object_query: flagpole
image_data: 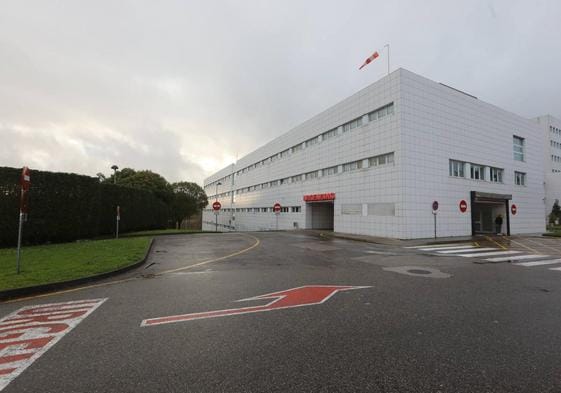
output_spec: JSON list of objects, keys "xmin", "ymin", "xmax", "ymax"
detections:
[{"xmin": 384, "ymin": 44, "xmax": 390, "ymax": 75}]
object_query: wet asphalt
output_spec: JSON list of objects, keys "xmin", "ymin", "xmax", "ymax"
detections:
[{"xmin": 2, "ymin": 231, "xmax": 561, "ymax": 393}]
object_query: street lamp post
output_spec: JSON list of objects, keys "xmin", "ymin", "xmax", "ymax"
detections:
[
  {"xmin": 111, "ymin": 165, "xmax": 119, "ymax": 184},
  {"xmin": 215, "ymin": 182, "xmax": 222, "ymax": 232}
]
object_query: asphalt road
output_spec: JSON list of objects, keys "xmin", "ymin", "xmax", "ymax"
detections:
[{"xmin": 2, "ymin": 231, "xmax": 561, "ymax": 392}]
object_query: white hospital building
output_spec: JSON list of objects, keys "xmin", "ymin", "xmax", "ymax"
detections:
[{"xmin": 202, "ymin": 69, "xmax": 560, "ymax": 239}]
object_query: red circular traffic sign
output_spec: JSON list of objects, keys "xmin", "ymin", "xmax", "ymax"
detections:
[
  {"xmin": 511, "ymin": 204, "xmax": 517, "ymax": 215},
  {"xmin": 459, "ymin": 200, "xmax": 468, "ymax": 213},
  {"xmin": 212, "ymin": 201, "xmax": 222, "ymax": 211},
  {"xmin": 20, "ymin": 166, "xmax": 31, "ymax": 191},
  {"xmin": 432, "ymin": 201, "xmax": 439, "ymax": 211},
  {"xmin": 273, "ymin": 202, "xmax": 281, "ymax": 213}
]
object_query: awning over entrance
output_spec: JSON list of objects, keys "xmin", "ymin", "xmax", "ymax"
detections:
[{"xmin": 472, "ymin": 191, "xmax": 512, "ymax": 203}]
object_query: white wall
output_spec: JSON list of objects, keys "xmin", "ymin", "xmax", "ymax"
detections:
[{"xmin": 400, "ymin": 69, "xmax": 545, "ymax": 238}]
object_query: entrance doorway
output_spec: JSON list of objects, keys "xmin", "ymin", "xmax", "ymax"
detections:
[
  {"xmin": 470, "ymin": 191, "xmax": 511, "ymax": 235},
  {"xmin": 306, "ymin": 202, "xmax": 334, "ymax": 230}
]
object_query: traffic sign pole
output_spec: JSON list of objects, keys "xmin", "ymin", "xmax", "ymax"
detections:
[
  {"xmin": 16, "ymin": 167, "xmax": 31, "ymax": 274},
  {"xmin": 16, "ymin": 211, "xmax": 23, "ymax": 274},
  {"xmin": 273, "ymin": 202, "xmax": 281, "ymax": 231},
  {"xmin": 116, "ymin": 205, "xmax": 120, "ymax": 239},
  {"xmin": 212, "ymin": 201, "xmax": 222, "ymax": 232},
  {"xmin": 432, "ymin": 201, "xmax": 439, "ymax": 239}
]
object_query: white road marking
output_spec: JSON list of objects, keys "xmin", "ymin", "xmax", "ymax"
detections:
[
  {"xmin": 405, "ymin": 243, "xmax": 472, "ymax": 249},
  {"xmin": 548, "ymin": 266, "xmax": 561, "ymax": 271},
  {"xmin": 456, "ymin": 250, "xmax": 522, "ymax": 258},
  {"xmin": 418, "ymin": 245, "xmax": 478, "ymax": 251},
  {"xmin": 436, "ymin": 247, "xmax": 497, "ymax": 254},
  {"xmin": 0, "ymin": 298, "xmax": 107, "ymax": 391},
  {"xmin": 485, "ymin": 254, "xmax": 550, "ymax": 262},
  {"xmin": 514, "ymin": 259, "xmax": 561, "ymax": 267}
]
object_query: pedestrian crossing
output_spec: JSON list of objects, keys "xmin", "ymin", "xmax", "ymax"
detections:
[{"xmin": 405, "ymin": 243, "xmax": 561, "ymax": 271}]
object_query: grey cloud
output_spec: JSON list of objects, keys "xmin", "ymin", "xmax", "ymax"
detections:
[{"xmin": 0, "ymin": 0, "xmax": 560, "ymax": 184}]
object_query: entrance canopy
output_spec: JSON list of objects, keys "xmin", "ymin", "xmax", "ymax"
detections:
[{"xmin": 472, "ymin": 191, "xmax": 512, "ymax": 203}]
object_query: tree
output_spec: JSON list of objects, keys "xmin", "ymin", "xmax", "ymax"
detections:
[
  {"xmin": 105, "ymin": 168, "xmax": 173, "ymax": 204},
  {"xmin": 549, "ymin": 199, "xmax": 561, "ymax": 224},
  {"xmin": 170, "ymin": 182, "xmax": 208, "ymax": 228}
]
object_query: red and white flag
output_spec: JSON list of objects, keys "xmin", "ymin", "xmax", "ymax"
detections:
[{"xmin": 359, "ymin": 50, "xmax": 380, "ymax": 70}]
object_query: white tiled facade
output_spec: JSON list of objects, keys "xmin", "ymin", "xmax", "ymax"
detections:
[
  {"xmin": 203, "ymin": 69, "xmax": 551, "ymax": 239},
  {"xmin": 534, "ymin": 115, "xmax": 561, "ymax": 218}
]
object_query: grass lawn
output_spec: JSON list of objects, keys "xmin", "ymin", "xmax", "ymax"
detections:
[
  {"xmin": 0, "ymin": 237, "xmax": 151, "ymax": 291},
  {"xmin": 121, "ymin": 228, "xmax": 208, "ymax": 237}
]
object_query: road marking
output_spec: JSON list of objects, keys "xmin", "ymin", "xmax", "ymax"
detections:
[
  {"xmin": 141, "ymin": 285, "xmax": 370, "ymax": 327},
  {"xmin": 485, "ymin": 254, "xmax": 550, "ymax": 262},
  {"xmin": 514, "ymin": 259, "xmax": 561, "ymax": 267},
  {"xmin": 548, "ymin": 266, "xmax": 561, "ymax": 271},
  {"xmin": 0, "ymin": 298, "xmax": 106, "ymax": 391},
  {"xmin": 436, "ymin": 247, "xmax": 497, "ymax": 254},
  {"xmin": 405, "ymin": 243, "xmax": 472, "ymax": 249},
  {"xmin": 508, "ymin": 238, "xmax": 540, "ymax": 254},
  {"xmin": 3, "ymin": 234, "xmax": 261, "ymax": 304},
  {"xmin": 456, "ymin": 250, "xmax": 522, "ymax": 258},
  {"xmin": 417, "ymin": 245, "xmax": 478, "ymax": 251},
  {"xmin": 522, "ymin": 238, "xmax": 561, "ymax": 254},
  {"xmin": 484, "ymin": 236, "xmax": 508, "ymax": 250}
]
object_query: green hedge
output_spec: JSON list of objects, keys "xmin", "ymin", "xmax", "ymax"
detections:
[{"xmin": 0, "ymin": 167, "xmax": 169, "ymax": 247}]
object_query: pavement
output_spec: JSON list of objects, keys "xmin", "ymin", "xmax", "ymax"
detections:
[{"xmin": 1, "ymin": 231, "xmax": 561, "ymax": 392}]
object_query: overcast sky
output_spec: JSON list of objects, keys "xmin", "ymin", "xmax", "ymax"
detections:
[{"xmin": 1, "ymin": 1, "xmax": 559, "ymax": 185}]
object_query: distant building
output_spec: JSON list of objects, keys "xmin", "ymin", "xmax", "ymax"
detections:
[{"xmin": 203, "ymin": 69, "xmax": 560, "ymax": 238}]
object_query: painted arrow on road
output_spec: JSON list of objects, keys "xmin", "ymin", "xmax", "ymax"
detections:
[{"xmin": 141, "ymin": 285, "xmax": 370, "ymax": 327}]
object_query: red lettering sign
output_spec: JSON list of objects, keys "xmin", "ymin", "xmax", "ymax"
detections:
[{"xmin": 303, "ymin": 193, "xmax": 336, "ymax": 202}]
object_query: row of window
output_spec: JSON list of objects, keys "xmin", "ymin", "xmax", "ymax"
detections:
[
  {"xmin": 210, "ymin": 152, "xmax": 395, "ymax": 199},
  {"xmin": 449, "ymin": 159, "xmax": 526, "ymax": 185},
  {"xmin": 552, "ymin": 155, "xmax": 561, "ymax": 163},
  {"xmin": 551, "ymin": 140, "xmax": 561, "ymax": 150},
  {"xmin": 204, "ymin": 102, "xmax": 395, "ymax": 191},
  {"xmin": 551, "ymin": 126, "xmax": 561, "ymax": 136},
  {"xmin": 206, "ymin": 206, "xmax": 302, "ymax": 213},
  {"xmin": 553, "ymin": 169, "xmax": 561, "ymax": 173}
]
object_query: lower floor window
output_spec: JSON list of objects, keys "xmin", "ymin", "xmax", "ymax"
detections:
[{"xmin": 514, "ymin": 171, "xmax": 526, "ymax": 186}]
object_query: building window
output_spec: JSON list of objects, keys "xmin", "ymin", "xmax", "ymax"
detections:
[
  {"xmin": 343, "ymin": 160, "xmax": 363, "ymax": 172},
  {"xmin": 261, "ymin": 208, "xmax": 267, "ymax": 213},
  {"xmin": 513, "ymin": 135, "xmax": 525, "ymax": 161},
  {"xmin": 490, "ymin": 167, "xmax": 503, "ymax": 183},
  {"xmin": 515, "ymin": 171, "xmax": 526, "ymax": 186},
  {"xmin": 448, "ymin": 160, "xmax": 465, "ymax": 177},
  {"xmin": 322, "ymin": 128, "xmax": 338, "ymax": 140},
  {"xmin": 292, "ymin": 144, "xmax": 303, "ymax": 153},
  {"xmin": 291, "ymin": 206, "xmax": 301, "ymax": 213},
  {"xmin": 322, "ymin": 166, "xmax": 338, "ymax": 176},
  {"xmin": 280, "ymin": 149, "xmax": 290, "ymax": 158},
  {"xmin": 280, "ymin": 207, "xmax": 289, "ymax": 213},
  {"xmin": 368, "ymin": 103, "xmax": 394, "ymax": 121},
  {"xmin": 370, "ymin": 152, "xmax": 395, "ymax": 167},
  {"xmin": 291, "ymin": 174, "xmax": 302, "ymax": 183},
  {"xmin": 305, "ymin": 136, "xmax": 319, "ymax": 147},
  {"xmin": 470, "ymin": 164, "xmax": 485, "ymax": 180},
  {"xmin": 305, "ymin": 171, "xmax": 318, "ymax": 180},
  {"xmin": 342, "ymin": 117, "xmax": 363, "ymax": 132}
]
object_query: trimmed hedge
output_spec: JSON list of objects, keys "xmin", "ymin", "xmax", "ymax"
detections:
[{"xmin": 0, "ymin": 167, "xmax": 169, "ymax": 247}]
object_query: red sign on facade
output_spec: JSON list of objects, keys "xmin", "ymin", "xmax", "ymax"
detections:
[
  {"xmin": 459, "ymin": 200, "xmax": 468, "ymax": 213},
  {"xmin": 303, "ymin": 193, "xmax": 335, "ymax": 202},
  {"xmin": 273, "ymin": 202, "xmax": 281, "ymax": 213},
  {"xmin": 212, "ymin": 201, "xmax": 221, "ymax": 211},
  {"xmin": 511, "ymin": 204, "xmax": 517, "ymax": 215}
]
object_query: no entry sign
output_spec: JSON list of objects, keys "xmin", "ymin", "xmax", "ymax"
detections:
[
  {"xmin": 273, "ymin": 202, "xmax": 281, "ymax": 214},
  {"xmin": 511, "ymin": 204, "xmax": 517, "ymax": 215},
  {"xmin": 459, "ymin": 200, "xmax": 468, "ymax": 213},
  {"xmin": 20, "ymin": 166, "xmax": 31, "ymax": 191},
  {"xmin": 212, "ymin": 201, "xmax": 221, "ymax": 211},
  {"xmin": 432, "ymin": 201, "xmax": 439, "ymax": 212}
]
